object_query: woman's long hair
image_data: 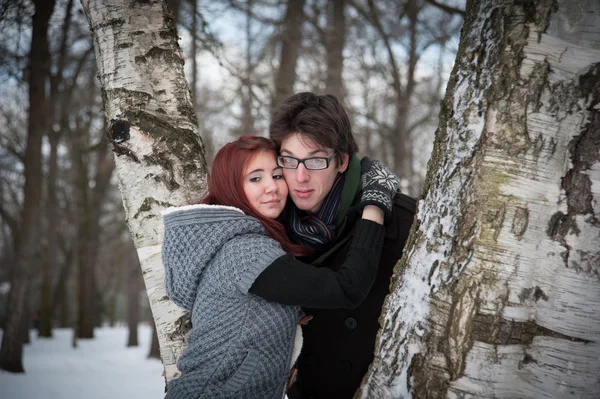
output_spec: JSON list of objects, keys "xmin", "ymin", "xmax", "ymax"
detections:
[{"xmin": 202, "ymin": 135, "xmax": 310, "ymax": 257}]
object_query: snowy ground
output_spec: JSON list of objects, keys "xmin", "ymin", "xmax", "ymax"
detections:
[{"xmin": 0, "ymin": 325, "xmax": 165, "ymax": 399}]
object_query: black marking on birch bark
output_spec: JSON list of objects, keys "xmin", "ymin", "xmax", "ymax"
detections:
[
  {"xmin": 443, "ymin": 282, "xmax": 479, "ymax": 381},
  {"xmin": 168, "ymin": 314, "xmax": 191, "ymax": 342},
  {"xmin": 111, "ymin": 145, "xmax": 139, "ymax": 162},
  {"xmin": 109, "ymin": 120, "xmax": 130, "ymax": 143},
  {"xmin": 511, "ymin": 206, "xmax": 529, "ymax": 239},
  {"xmin": 428, "ymin": 260, "xmax": 440, "ymax": 286},
  {"xmin": 490, "ymin": 202, "xmax": 506, "ymax": 242},
  {"xmin": 108, "ymin": 120, "xmax": 140, "ymax": 162},
  {"xmin": 548, "ymin": 137, "xmax": 557, "ymax": 156},
  {"xmin": 142, "ymin": 152, "xmax": 180, "ymax": 191},
  {"xmin": 118, "ymin": 42, "xmax": 132, "ymax": 49},
  {"xmin": 134, "ymin": 55, "xmax": 147, "ymax": 64},
  {"xmin": 518, "ymin": 286, "xmax": 548, "ymax": 303},
  {"xmin": 408, "ymin": 352, "xmax": 448, "ymax": 399},
  {"xmin": 144, "ymin": 46, "xmax": 183, "ymax": 66},
  {"xmin": 532, "ymin": 133, "xmax": 545, "ymax": 159},
  {"xmin": 520, "ymin": 0, "xmax": 559, "ymax": 40},
  {"xmin": 105, "ymin": 88, "xmax": 152, "ymax": 108},
  {"xmin": 519, "ymin": 352, "xmax": 538, "ymax": 369},
  {"xmin": 471, "ymin": 313, "xmax": 592, "ymax": 345},
  {"xmin": 118, "ymin": 109, "xmax": 206, "ymax": 191},
  {"xmin": 547, "ymin": 64, "xmax": 600, "ymax": 271},
  {"xmin": 95, "ymin": 18, "xmax": 125, "ymax": 30},
  {"xmin": 563, "ymin": 64, "xmax": 600, "ymax": 219},
  {"xmin": 133, "ymin": 197, "xmax": 174, "ymax": 219}
]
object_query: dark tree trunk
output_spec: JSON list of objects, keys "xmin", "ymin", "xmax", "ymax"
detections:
[
  {"xmin": 52, "ymin": 246, "xmax": 73, "ymax": 329},
  {"xmin": 126, "ymin": 258, "xmax": 141, "ymax": 347},
  {"xmin": 89, "ymin": 140, "xmax": 115, "ymax": 329},
  {"xmin": 392, "ymin": 0, "xmax": 419, "ymax": 185},
  {"xmin": 38, "ymin": 130, "xmax": 60, "ymax": 338},
  {"xmin": 0, "ymin": 0, "xmax": 56, "ymax": 373},
  {"xmin": 71, "ymin": 127, "xmax": 94, "ymax": 339},
  {"xmin": 240, "ymin": 0, "xmax": 255, "ymax": 136},
  {"xmin": 325, "ymin": 0, "xmax": 346, "ymax": 100},
  {"xmin": 21, "ymin": 300, "xmax": 31, "ymax": 345},
  {"xmin": 148, "ymin": 318, "xmax": 160, "ymax": 359},
  {"xmin": 271, "ymin": 0, "xmax": 306, "ymax": 113}
]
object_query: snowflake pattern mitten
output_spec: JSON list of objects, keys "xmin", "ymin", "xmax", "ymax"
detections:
[{"xmin": 360, "ymin": 157, "xmax": 401, "ymax": 218}]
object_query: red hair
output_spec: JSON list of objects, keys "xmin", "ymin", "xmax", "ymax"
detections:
[{"xmin": 202, "ymin": 135, "xmax": 310, "ymax": 257}]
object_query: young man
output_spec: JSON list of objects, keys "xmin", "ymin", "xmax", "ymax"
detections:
[{"xmin": 269, "ymin": 92, "xmax": 416, "ymax": 399}]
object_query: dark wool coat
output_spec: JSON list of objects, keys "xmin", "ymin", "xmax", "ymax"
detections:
[{"xmin": 288, "ymin": 193, "xmax": 416, "ymax": 399}]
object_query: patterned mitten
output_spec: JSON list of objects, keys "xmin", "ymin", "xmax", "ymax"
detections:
[{"xmin": 360, "ymin": 157, "xmax": 400, "ymax": 219}]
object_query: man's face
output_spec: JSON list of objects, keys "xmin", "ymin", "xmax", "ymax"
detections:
[{"xmin": 279, "ymin": 133, "xmax": 349, "ymax": 214}]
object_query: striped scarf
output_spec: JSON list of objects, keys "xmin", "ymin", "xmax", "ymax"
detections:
[{"xmin": 287, "ymin": 173, "xmax": 345, "ymax": 249}]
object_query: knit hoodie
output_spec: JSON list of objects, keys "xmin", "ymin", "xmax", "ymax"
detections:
[{"xmin": 161, "ymin": 204, "xmax": 302, "ymax": 399}]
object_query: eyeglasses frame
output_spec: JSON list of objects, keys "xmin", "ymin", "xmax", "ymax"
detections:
[{"xmin": 276, "ymin": 152, "xmax": 338, "ymax": 170}]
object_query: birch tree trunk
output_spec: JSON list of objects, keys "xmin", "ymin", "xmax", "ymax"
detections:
[
  {"xmin": 359, "ymin": 0, "xmax": 600, "ymax": 398},
  {"xmin": 81, "ymin": 0, "xmax": 207, "ymax": 382}
]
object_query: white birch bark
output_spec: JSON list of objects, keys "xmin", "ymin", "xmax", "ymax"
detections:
[
  {"xmin": 359, "ymin": 0, "xmax": 600, "ymax": 398},
  {"xmin": 81, "ymin": 0, "xmax": 207, "ymax": 382}
]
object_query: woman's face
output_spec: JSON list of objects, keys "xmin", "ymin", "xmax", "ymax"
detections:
[{"xmin": 242, "ymin": 151, "xmax": 289, "ymax": 219}]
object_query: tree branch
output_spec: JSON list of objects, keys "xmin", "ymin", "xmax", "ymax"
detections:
[{"xmin": 425, "ymin": 0, "xmax": 465, "ymax": 16}]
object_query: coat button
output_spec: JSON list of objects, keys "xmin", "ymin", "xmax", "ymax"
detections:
[
  {"xmin": 345, "ymin": 317, "xmax": 357, "ymax": 329},
  {"xmin": 340, "ymin": 360, "xmax": 352, "ymax": 371}
]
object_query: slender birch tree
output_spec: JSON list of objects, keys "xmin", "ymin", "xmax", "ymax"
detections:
[
  {"xmin": 358, "ymin": 0, "xmax": 600, "ymax": 397},
  {"xmin": 80, "ymin": 0, "xmax": 207, "ymax": 381}
]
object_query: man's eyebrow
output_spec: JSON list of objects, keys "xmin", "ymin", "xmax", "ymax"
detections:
[{"xmin": 280, "ymin": 148, "xmax": 327, "ymax": 156}]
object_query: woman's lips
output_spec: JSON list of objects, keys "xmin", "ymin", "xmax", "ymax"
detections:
[{"xmin": 263, "ymin": 199, "xmax": 281, "ymax": 205}]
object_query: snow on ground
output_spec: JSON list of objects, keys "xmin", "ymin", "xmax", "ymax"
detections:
[{"xmin": 0, "ymin": 324, "xmax": 165, "ymax": 399}]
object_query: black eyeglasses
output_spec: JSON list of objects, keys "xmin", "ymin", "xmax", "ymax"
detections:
[{"xmin": 277, "ymin": 152, "xmax": 338, "ymax": 170}]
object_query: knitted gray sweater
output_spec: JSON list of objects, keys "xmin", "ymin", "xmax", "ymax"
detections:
[{"xmin": 161, "ymin": 204, "xmax": 301, "ymax": 399}]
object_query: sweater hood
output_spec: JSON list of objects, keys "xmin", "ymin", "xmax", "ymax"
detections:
[{"xmin": 161, "ymin": 204, "xmax": 265, "ymax": 310}]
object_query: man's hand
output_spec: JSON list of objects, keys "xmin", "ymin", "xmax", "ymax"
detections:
[{"xmin": 359, "ymin": 157, "xmax": 400, "ymax": 219}]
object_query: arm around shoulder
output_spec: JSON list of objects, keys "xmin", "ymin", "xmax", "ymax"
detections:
[{"xmin": 249, "ymin": 216, "xmax": 385, "ymax": 308}]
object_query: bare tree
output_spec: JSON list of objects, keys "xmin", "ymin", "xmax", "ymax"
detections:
[
  {"xmin": 271, "ymin": 0, "xmax": 306, "ymax": 113},
  {"xmin": 148, "ymin": 318, "xmax": 161, "ymax": 359},
  {"xmin": 38, "ymin": 0, "xmax": 75, "ymax": 338},
  {"xmin": 126, "ymin": 247, "xmax": 142, "ymax": 347},
  {"xmin": 0, "ymin": 0, "xmax": 56, "ymax": 372},
  {"xmin": 325, "ymin": 0, "xmax": 346, "ymax": 100},
  {"xmin": 359, "ymin": 0, "xmax": 600, "ymax": 397},
  {"xmin": 349, "ymin": 0, "xmax": 462, "ymax": 196}
]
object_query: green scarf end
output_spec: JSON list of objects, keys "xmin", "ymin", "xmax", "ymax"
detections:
[{"xmin": 335, "ymin": 154, "xmax": 362, "ymax": 227}]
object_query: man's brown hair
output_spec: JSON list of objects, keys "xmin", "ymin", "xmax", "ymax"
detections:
[{"xmin": 269, "ymin": 92, "xmax": 359, "ymax": 159}]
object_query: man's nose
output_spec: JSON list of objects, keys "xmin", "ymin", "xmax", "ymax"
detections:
[{"xmin": 295, "ymin": 163, "xmax": 310, "ymax": 182}]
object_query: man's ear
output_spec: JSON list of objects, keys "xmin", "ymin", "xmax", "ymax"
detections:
[{"xmin": 337, "ymin": 153, "xmax": 350, "ymax": 173}]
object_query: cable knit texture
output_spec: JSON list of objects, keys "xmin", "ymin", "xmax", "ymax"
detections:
[{"xmin": 161, "ymin": 204, "xmax": 301, "ymax": 399}]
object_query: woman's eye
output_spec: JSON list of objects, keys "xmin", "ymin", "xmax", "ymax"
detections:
[
  {"xmin": 249, "ymin": 176, "xmax": 260, "ymax": 182},
  {"xmin": 273, "ymin": 174, "xmax": 283, "ymax": 180}
]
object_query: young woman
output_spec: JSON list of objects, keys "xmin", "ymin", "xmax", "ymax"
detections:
[{"xmin": 161, "ymin": 135, "xmax": 398, "ymax": 399}]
